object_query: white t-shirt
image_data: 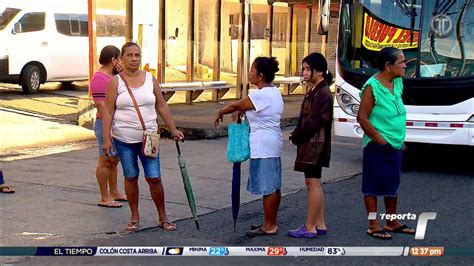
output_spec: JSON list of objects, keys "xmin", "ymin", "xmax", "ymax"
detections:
[
  {"xmin": 245, "ymin": 86, "xmax": 284, "ymax": 158},
  {"xmin": 112, "ymin": 72, "xmax": 158, "ymax": 143}
]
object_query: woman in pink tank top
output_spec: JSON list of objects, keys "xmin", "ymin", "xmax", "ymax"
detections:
[{"xmin": 90, "ymin": 45, "xmax": 127, "ymax": 208}]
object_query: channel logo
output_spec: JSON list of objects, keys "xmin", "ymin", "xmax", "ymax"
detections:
[{"xmin": 164, "ymin": 247, "xmax": 184, "ymax": 256}]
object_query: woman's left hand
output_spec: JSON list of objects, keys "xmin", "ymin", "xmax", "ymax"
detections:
[{"xmin": 171, "ymin": 129, "xmax": 185, "ymax": 141}]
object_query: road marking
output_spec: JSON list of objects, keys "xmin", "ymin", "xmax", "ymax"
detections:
[{"xmin": 0, "ymin": 106, "xmax": 66, "ymax": 122}]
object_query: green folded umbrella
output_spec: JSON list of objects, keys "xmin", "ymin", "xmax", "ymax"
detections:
[{"xmin": 175, "ymin": 140, "xmax": 200, "ymax": 230}]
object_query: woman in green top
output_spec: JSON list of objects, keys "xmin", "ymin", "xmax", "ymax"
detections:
[{"xmin": 357, "ymin": 47, "xmax": 415, "ymax": 240}]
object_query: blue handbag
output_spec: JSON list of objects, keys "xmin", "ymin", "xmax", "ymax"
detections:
[{"xmin": 227, "ymin": 117, "xmax": 250, "ymax": 163}]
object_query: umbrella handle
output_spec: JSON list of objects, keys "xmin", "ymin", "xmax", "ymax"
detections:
[{"xmin": 175, "ymin": 140, "xmax": 181, "ymax": 156}]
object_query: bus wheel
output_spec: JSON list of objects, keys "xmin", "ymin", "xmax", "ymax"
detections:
[{"xmin": 21, "ymin": 65, "xmax": 41, "ymax": 94}]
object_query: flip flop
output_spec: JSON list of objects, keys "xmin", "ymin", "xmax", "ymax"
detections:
[
  {"xmin": 317, "ymin": 228, "xmax": 327, "ymax": 235},
  {"xmin": 97, "ymin": 201, "xmax": 123, "ymax": 208},
  {"xmin": 0, "ymin": 185, "xmax": 15, "ymax": 194},
  {"xmin": 246, "ymin": 226, "xmax": 278, "ymax": 237},
  {"xmin": 125, "ymin": 221, "xmax": 139, "ymax": 231},
  {"xmin": 367, "ymin": 229, "xmax": 392, "ymax": 240},
  {"xmin": 114, "ymin": 196, "xmax": 128, "ymax": 202},
  {"xmin": 158, "ymin": 221, "xmax": 176, "ymax": 231},
  {"xmin": 385, "ymin": 224, "xmax": 416, "ymax": 235},
  {"xmin": 250, "ymin": 224, "xmax": 262, "ymax": 230}
]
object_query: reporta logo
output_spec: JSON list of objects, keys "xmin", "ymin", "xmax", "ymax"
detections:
[{"xmin": 368, "ymin": 212, "xmax": 437, "ymax": 240}]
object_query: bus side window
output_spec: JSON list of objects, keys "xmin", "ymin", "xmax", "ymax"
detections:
[{"xmin": 16, "ymin": 12, "xmax": 45, "ymax": 33}]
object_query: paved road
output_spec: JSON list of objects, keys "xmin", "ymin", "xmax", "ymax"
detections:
[
  {"xmin": 2, "ymin": 135, "xmax": 473, "ymax": 264},
  {"xmin": 14, "ymin": 153, "xmax": 474, "ymax": 264}
]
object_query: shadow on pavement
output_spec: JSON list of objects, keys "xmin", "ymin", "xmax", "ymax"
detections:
[{"xmin": 403, "ymin": 144, "xmax": 474, "ymax": 175}]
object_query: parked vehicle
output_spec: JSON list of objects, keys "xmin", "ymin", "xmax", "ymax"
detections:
[{"xmin": 0, "ymin": 0, "xmax": 125, "ymax": 93}]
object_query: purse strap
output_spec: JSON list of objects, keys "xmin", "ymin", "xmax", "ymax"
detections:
[{"xmin": 119, "ymin": 73, "xmax": 146, "ymax": 131}]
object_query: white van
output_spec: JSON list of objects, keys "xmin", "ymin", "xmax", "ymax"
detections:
[{"xmin": 0, "ymin": 1, "xmax": 124, "ymax": 94}]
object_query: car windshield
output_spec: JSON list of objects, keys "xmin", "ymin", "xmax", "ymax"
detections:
[{"xmin": 0, "ymin": 7, "xmax": 20, "ymax": 31}]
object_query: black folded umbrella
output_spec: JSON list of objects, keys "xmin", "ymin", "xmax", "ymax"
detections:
[{"xmin": 232, "ymin": 162, "xmax": 241, "ymax": 230}]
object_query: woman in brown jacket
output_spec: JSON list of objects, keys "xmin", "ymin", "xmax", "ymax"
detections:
[{"xmin": 288, "ymin": 53, "xmax": 333, "ymax": 238}]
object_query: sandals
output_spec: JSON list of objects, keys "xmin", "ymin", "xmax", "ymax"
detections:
[
  {"xmin": 385, "ymin": 224, "xmax": 416, "ymax": 235},
  {"xmin": 0, "ymin": 185, "xmax": 15, "ymax": 194},
  {"xmin": 246, "ymin": 226, "xmax": 278, "ymax": 237},
  {"xmin": 97, "ymin": 201, "xmax": 123, "ymax": 208},
  {"xmin": 113, "ymin": 195, "xmax": 128, "ymax": 202},
  {"xmin": 158, "ymin": 221, "xmax": 177, "ymax": 231},
  {"xmin": 125, "ymin": 221, "xmax": 140, "ymax": 231},
  {"xmin": 367, "ymin": 229, "xmax": 392, "ymax": 240}
]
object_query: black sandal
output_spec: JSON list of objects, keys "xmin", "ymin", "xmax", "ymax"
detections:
[{"xmin": 367, "ymin": 229, "xmax": 392, "ymax": 240}]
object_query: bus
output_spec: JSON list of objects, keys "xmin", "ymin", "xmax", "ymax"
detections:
[{"xmin": 333, "ymin": 0, "xmax": 474, "ymax": 146}]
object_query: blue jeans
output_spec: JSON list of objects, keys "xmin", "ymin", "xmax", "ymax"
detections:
[
  {"xmin": 0, "ymin": 169, "xmax": 4, "ymax": 185},
  {"xmin": 94, "ymin": 119, "xmax": 117, "ymax": 157},
  {"xmin": 113, "ymin": 138, "xmax": 161, "ymax": 178}
]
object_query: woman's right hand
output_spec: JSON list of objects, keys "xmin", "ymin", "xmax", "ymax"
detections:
[
  {"xmin": 102, "ymin": 138, "xmax": 113, "ymax": 157},
  {"xmin": 230, "ymin": 110, "xmax": 242, "ymax": 122},
  {"xmin": 214, "ymin": 109, "xmax": 224, "ymax": 128}
]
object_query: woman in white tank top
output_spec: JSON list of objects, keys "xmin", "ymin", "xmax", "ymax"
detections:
[{"xmin": 101, "ymin": 42, "xmax": 184, "ymax": 232}]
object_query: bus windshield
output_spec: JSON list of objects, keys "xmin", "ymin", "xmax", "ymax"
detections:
[
  {"xmin": 338, "ymin": 0, "xmax": 474, "ymax": 78},
  {"xmin": 0, "ymin": 7, "xmax": 20, "ymax": 31}
]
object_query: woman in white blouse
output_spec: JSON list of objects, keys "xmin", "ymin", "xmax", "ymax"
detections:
[{"xmin": 214, "ymin": 57, "xmax": 284, "ymax": 237}]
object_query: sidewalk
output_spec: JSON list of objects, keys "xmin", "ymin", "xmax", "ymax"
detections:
[{"xmin": 0, "ymin": 95, "xmax": 304, "ymax": 159}]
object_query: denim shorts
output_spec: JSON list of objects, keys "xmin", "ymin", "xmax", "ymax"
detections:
[
  {"xmin": 94, "ymin": 119, "xmax": 118, "ymax": 157},
  {"xmin": 247, "ymin": 157, "xmax": 282, "ymax": 196},
  {"xmin": 113, "ymin": 138, "xmax": 161, "ymax": 179}
]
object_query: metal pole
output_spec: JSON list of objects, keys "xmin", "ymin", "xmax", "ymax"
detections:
[
  {"xmin": 304, "ymin": 5, "xmax": 313, "ymax": 56},
  {"xmin": 87, "ymin": 0, "xmax": 97, "ymax": 93},
  {"xmin": 212, "ymin": 0, "xmax": 223, "ymax": 101},
  {"xmin": 284, "ymin": 3, "xmax": 294, "ymax": 95},
  {"xmin": 187, "ymin": 0, "xmax": 195, "ymax": 82},
  {"xmin": 126, "ymin": 0, "xmax": 133, "ymax": 42},
  {"xmin": 158, "ymin": 0, "xmax": 166, "ymax": 82},
  {"xmin": 319, "ymin": 0, "xmax": 327, "ymax": 56},
  {"xmin": 236, "ymin": 0, "xmax": 245, "ymax": 99},
  {"xmin": 266, "ymin": 0, "xmax": 274, "ymax": 57},
  {"xmin": 242, "ymin": 0, "xmax": 251, "ymax": 97}
]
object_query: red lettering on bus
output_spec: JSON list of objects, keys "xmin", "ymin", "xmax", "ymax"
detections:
[
  {"xmin": 386, "ymin": 28, "xmax": 398, "ymax": 43},
  {"xmin": 365, "ymin": 16, "xmax": 372, "ymax": 36},
  {"xmin": 371, "ymin": 21, "xmax": 380, "ymax": 40},
  {"xmin": 378, "ymin": 25, "xmax": 390, "ymax": 42}
]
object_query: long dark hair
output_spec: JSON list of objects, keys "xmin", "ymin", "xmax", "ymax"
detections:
[
  {"xmin": 253, "ymin": 56, "xmax": 279, "ymax": 83},
  {"xmin": 375, "ymin": 47, "xmax": 402, "ymax": 71},
  {"xmin": 302, "ymin": 52, "xmax": 333, "ymax": 84}
]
